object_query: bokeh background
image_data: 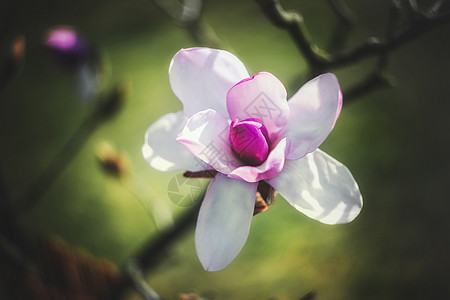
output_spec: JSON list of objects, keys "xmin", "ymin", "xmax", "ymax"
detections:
[{"xmin": 1, "ymin": 0, "xmax": 450, "ymax": 299}]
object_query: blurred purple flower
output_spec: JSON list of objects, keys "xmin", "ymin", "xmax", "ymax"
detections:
[
  {"xmin": 44, "ymin": 26, "xmax": 90, "ymax": 69},
  {"xmin": 44, "ymin": 26, "xmax": 100, "ymax": 101},
  {"xmin": 142, "ymin": 47, "xmax": 363, "ymax": 271}
]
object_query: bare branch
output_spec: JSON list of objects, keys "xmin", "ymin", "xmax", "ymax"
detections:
[
  {"xmin": 427, "ymin": 0, "xmax": 446, "ymax": 17},
  {"xmin": 16, "ymin": 82, "xmax": 128, "ymax": 213},
  {"xmin": 255, "ymin": 0, "xmax": 330, "ymax": 73},
  {"xmin": 329, "ymin": 9, "xmax": 450, "ymax": 67},
  {"xmin": 344, "ymin": 66, "xmax": 396, "ymax": 105},
  {"xmin": 152, "ymin": 0, "xmax": 221, "ymax": 47},
  {"xmin": 407, "ymin": 0, "xmax": 419, "ymax": 13},
  {"xmin": 255, "ymin": 0, "xmax": 450, "ymax": 70},
  {"xmin": 326, "ymin": 0, "xmax": 355, "ymax": 52},
  {"xmin": 152, "ymin": 0, "xmax": 202, "ymax": 25},
  {"xmin": 126, "ymin": 261, "xmax": 164, "ymax": 300},
  {"xmin": 106, "ymin": 194, "xmax": 203, "ymax": 300},
  {"xmin": 326, "ymin": 0, "xmax": 356, "ymax": 25}
]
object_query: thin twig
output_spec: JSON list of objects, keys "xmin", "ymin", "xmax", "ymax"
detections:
[
  {"xmin": 16, "ymin": 84, "xmax": 125, "ymax": 212},
  {"xmin": 407, "ymin": 0, "xmax": 419, "ymax": 13},
  {"xmin": 343, "ymin": 58, "xmax": 396, "ymax": 105},
  {"xmin": 328, "ymin": 10, "xmax": 450, "ymax": 67},
  {"xmin": 151, "ymin": 0, "xmax": 221, "ymax": 48},
  {"xmin": 152, "ymin": 0, "xmax": 202, "ymax": 24},
  {"xmin": 255, "ymin": 0, "xmax": 450, "ymax": 69},
  {"xmin": 255, "ymin": 0, "xmax": 329, "ymax": 73},
  {"xmin": 106, "ymin": 194, "xmax": 204, "ymax": 300},
  {"xmin": 15, "ymin": 109, "xmax": 101, "ymax": 212},
  {"xmin": 387, "ymin": 0, "xmax": 403, "ymax": 39},
  {"xmin": 326, "ymin": 0, "xmax": 355, "ymax": 52},
  {"xmin": 427, "ymin": 0, "xmax": 446, "ymax": 17},
  {"xmin": 326, "ymin": 0, "xmax": 356, "ymax": 25},
  {"xmin": 126, "ymin": 261, "xmax": 164, "ymax": 300}
]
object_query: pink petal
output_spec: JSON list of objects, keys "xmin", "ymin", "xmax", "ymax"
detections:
[
  {"xmin": 266, "ymin": 149, "xmax": 363, "ymax": 224},
  {"xmin": 283, "ymin": 73, "xmax": 343, "ymax": 160},
  {"xmin": 169, "ymin": 48, "xmax": 249, "ymax": 119},
  {"xmin": 177, "ymin": 109, "xmax": 243, "ymax": 174},
  {"xmin": 227, "ymin": 72, "xmax": 290, "ymax": 142},
  {"xmin": 228, "ymin": 138, "xmax": 290, "ymax": 182},
  {"xmin": 142, "ymin": 111, "xmax": 209, "ymax": 172},
  {"xmin": 195, "ymin": 173, "xmax": 258, "ymax": 271}
]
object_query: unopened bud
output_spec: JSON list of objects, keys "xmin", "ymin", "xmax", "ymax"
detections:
[
  {"xmin": 96, "ymin": 141, "xmax": 127, "ymax": 177},
  {"xmin": 0, "ymin": 36, "xmax": 25, "ymax": 84},
  {"xmin": 44, "ymin": 26, "xmax": 90, "ymax": 69},
  {"xmin": 11, "ymin": 36, "xmax": 25, "ymax": 65}
]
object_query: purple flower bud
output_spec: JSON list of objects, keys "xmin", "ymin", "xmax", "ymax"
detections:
[
  {"xmin": 44, "ymin": 26, "xmax": 90, "ymax": 69},
  {"xmin": 229, "ymin": 118, "xmax": 270, "ymax": 166}
]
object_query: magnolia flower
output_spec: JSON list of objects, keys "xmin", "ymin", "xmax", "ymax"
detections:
[{"xmin": 142, "ymin": 47, "xmax": 363, "ymax": 271}]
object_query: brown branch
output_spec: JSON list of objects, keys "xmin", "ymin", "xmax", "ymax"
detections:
[
  {"xmin": 327, "ymin": 10, "xmax": 450, "ymax": 67},
  {"xmin": 151, "ymin": 0, "xmax": 222, "ymax": 48},
  {"xmin": 16, "ymin": 83, "xmax": 127, "ymax": 213},
  {"xmin": 125, "ymin": 262, "xmax": 164, "ymax": 300},
  {"xmin": 255, "ymin": 0, "xmax": 329, "ymax": 73},
  {"xmin": 326, "ymin": 0, "xmax": 356, "ymax": 25},
  {"xmin": 106, "ymin": 194, "xmax": 203, "ymax": 300},
  {"xmin": 343, "ymin": 69, "xmax": 396, "ymax": 105},
  {"xmin": 255, "ymin": 0, "xmax": 450, "ymax": 71}
]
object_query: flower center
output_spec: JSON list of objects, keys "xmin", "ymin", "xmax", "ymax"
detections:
[{"xmin": 229, "ymin": 118, "xmax": 270, "ymax": 166}]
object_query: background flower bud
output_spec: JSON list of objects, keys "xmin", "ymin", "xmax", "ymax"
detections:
[{"xmin": 44, "ymin": 26, "xmax": 90, "ymax": 69}]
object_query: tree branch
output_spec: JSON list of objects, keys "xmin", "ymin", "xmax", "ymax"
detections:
[
  {"xmin": 151, "ymin": 0, "xmax": 222, "ymax": 48},
  {"xmin": 255, "ymin": 0, "xmax": 450, "ymax": 70},
  {"xmin": 126, "ymin": 261, "xmax": 164, "ymax": 300},
  {"xmin": 255, "ymin": 0, "xmax": 329, "ymax": 73},
  {"xmin": 16, "ymin": 83, "xmax": 126, "ymax": 212},
  {"xmin": 327, "ymin": 9, "xmax": 450, "ymax": 68},
  {"xmin": 106, "ymin": 194, "xmax": 204, "ymax": 300},
  {"xmin": 326, "ymin": 0, "xmax": 356, "ymax": 25}
]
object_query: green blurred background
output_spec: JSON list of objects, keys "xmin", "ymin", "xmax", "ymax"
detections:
[{"xmin": 1, "ymin": 0, "xmax": 450, "ymax": 299}]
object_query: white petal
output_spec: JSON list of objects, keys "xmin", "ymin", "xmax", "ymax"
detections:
[
  {"xmin": 195, "ymin": 173, "xmax": 258, "ymax": 271},
  {"xmin": 169, "ymin": 47, "xmax": 249, "ymax": 119},
  {"xmin": 177, "ymin": 109, "xmax": 242, "ymax": 174},
  {"xmin": 142, "ymin": 111, "xmax": 209, "ymax": 172},
  {"xmin": 266, "ymin": 149, "xmax": 362, "ymax": 224},
  {"xmin": 284, "ymin": 73, "xmax": 342, "ymax": 160}
]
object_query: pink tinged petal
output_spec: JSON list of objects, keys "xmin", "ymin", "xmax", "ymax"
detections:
[
  {"xmin": 229, "ymin": 118, "xmax": 269, "ymax": 166},
  {"xmin": 142, "ymin": 111, "xmax": 209, "ymax": 172},
  {"xmin": 229, "ymin": 138, "xmax": 290, "ymax": 183},
  {"xmin": 266, "ymin": 149, "xmax": 363, "ymax": 224},
  {"xmin": 177, "ymin": 109, "xmax": 243, "ymax": 174},
  {"xmin": 169, "ymin": 47, "xmax": 250, "ymax": 119},
  {"xmin": 227, "ymin": 72, "xmax": 290, "ymax": 141},
  {"xmin": 195, "ymin": 173, "xmax": 258, "ymax": 271},
  {"xmin": 283, "ymin": 73, "xmax": 343, "ymax": 160}
]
